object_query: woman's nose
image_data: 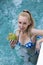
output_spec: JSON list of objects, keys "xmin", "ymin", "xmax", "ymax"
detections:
[{"xmin": 21, "ymin": 24, "xmax": 23, "ymax": 28}]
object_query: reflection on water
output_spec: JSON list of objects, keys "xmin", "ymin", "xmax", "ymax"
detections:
[{"xmin": 0, "ymin": 0, "xmax": 43, "ymax": 65}]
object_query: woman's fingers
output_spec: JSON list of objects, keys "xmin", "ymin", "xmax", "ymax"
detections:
[{"xmin": 10, "ymin": 40, "xmax": 17, "ymax": 48}]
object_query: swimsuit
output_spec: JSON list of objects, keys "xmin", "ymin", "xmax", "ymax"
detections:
[
  {"xmin": 17, "ymin": 33, "xmax": 35, "ymax": 48},
  {"xmin": 16, "ymin": 40, "xmax": 38, "ymax": 65},
  {"xmin": 17, "ymin": 41, "xmax": 35, "ymax": 48},
  {"xmin": 36, "ymin": 35, "xmax": 43, "ymax": 39},
  {"xmin": 16, "ymin": 35, "xmax": 40, "ymax": 65}
]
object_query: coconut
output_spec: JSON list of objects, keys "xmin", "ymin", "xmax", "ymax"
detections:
[{"xmin": 7, "ymin": 33, "xmax": 18, "ymax": 40}]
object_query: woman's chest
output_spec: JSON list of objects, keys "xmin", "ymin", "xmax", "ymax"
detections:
[{"xmin": 19, "ymin": 33, "xmax": 31, "ymax": 44}]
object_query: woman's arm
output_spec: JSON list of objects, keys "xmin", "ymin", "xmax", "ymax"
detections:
[
  {"xmin": 31, "ymin": 28, "xmax": 43, "ymax": 36},
  {"xmin": 36, "ymin": 38, "xmax": 43, "ymax": 44},
  {"xmin": 36, "ymin": 38, "xmax": 43, "ymax": 52},
  {"xmin": 10, "ymin": 30, "xmax": 20, "ymax": 48}
]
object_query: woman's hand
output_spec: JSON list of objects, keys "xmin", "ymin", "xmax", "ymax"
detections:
[
  {"xmin": 10, "ymin": 40, "xmax": 17, "ymax": 49},
  {"xmin": 36, "ymin": 43, "xmax": 40, "ymax": 51},
  {"xmin": 35, "ymin": 39, "xmax": 42, "ymax": 53}
]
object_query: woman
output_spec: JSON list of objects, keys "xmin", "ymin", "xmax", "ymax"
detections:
[{"xmin": 10, "ymin": 10, "xmax": 43, "ymax": 65}]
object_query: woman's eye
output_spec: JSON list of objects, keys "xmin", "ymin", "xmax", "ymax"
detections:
[
  {"xmin": 23, "ymin": 23, "xmax": 26, "ymax": 24},
  {"xmin": 19, "ymin": 22, "xmax": 21, "ymax": 24}
]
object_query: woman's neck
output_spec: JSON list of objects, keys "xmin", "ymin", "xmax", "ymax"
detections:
[{"xmin": 20, "ymin": 31, "xmax": 28, "ymax": 34}]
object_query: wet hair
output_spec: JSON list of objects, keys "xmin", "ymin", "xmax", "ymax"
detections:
[{"xmin": 18, "ymin": 10, "xmax": 35, "ymax": 32}]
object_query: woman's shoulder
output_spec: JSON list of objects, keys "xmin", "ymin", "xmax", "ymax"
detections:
[
  {"xmin": 31, "ymin": 28, "xmax": 37, "ymax": 35},
  {"xmin": 16, "ymin": 29, "xmax": 20, "ymax": 36}
]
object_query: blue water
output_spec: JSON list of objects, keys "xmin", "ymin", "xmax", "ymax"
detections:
[{"xmin": 0, "ymin": 0, "xmax": 43, "ymax": 65}]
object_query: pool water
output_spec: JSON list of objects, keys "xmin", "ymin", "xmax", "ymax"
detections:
[{"xmin": 0, "ymin": 0, "xmax": 43, "ymax": 65}]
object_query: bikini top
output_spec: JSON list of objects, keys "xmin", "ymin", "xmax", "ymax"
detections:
[
  {"xmin": 17, "ymin": 41, "xmax": 35, "ymax": 48},
  {"xmin": 17, "ymin": 32, "xmax": 35, "ymax": 48},
  {"xmin": 17, "ymin": 35, "xmax": 43, "ymax": 48}
]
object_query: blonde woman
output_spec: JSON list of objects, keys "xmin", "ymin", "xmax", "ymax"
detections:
[{"xmin": 10, "ymin": 10, "xmax": 43, "ymax": 65}]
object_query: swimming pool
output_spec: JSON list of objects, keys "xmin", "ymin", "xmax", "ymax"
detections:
[{"xmin": 0, "ymin": 0, "xmax": 43, "ymax": 65}]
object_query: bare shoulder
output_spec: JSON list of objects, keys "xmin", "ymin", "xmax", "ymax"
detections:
[
  {"xmin": 31, "ymin": 28, "xmax": 39, "ymax": 36},
  {"xmin": 16, "ymin": 29, "xmax": 20, "ymax": 36}
]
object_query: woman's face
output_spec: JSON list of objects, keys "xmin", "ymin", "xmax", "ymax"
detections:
[{"xmin": 18, "ymin": 15, "xmax": 30, "ymax": 32}]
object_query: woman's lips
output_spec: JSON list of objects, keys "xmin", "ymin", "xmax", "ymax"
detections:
[{"xmin": 20, "ymin": 28, "xmax": 24, "ymax": 30}]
